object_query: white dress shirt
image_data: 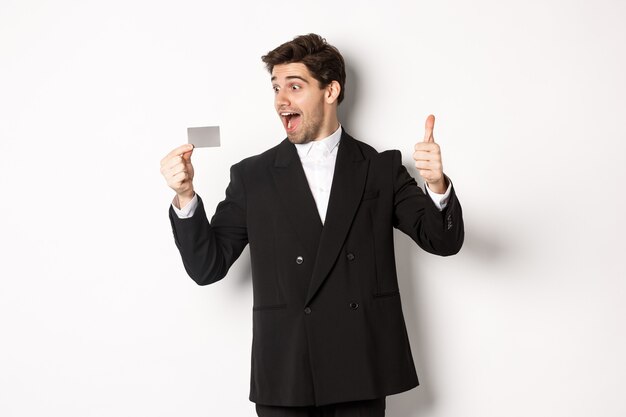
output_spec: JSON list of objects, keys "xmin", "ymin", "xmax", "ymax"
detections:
[
  {"xmin": 293, "ymin": 126, "xmax": 342, "ymax": 223},
  {"xmin": 172, "ymin": 125, "xmax": 452, "ymax": 220}
]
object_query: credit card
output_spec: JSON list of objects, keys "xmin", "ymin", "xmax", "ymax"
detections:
[{"xmin": 187, "ymin": 126, "xmax": 220, "ymax": 148}]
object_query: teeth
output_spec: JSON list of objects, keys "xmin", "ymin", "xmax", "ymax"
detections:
[{"xmin": 281, "ymin": 112, "xmax": 298, "ymax": 116}]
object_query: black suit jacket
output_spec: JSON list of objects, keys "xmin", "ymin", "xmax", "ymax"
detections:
[{"xmin": 169, "ymin": 130, "xmax": 464, "ymax": 406}]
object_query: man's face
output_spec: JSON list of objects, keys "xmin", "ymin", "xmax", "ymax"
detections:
[{"xmin": 271, "ymin": 63, "xmax": 328, "ymax": 144}]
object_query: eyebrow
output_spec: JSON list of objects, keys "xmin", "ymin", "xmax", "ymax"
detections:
[{"xmin": 271, "ymin": 75, "xmax": 310, "ymax": 83}]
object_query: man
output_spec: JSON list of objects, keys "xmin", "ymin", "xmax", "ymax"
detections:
[{"xmin": 160, "ymin": 34, "xmax": 464, "ymax": 417}]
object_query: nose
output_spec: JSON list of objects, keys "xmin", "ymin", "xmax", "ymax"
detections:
[{"xmin": 275, "ymin": 89, "xmax": 290, "ymax": 108}]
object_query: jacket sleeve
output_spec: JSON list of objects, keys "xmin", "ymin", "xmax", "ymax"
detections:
[
  {"xmin": 169, "ymin": 163, "xmax": 249, "ymax": 285},
  {"xmin": 391, "ymin": 150, "xmax": 464, "ymax": 256}
]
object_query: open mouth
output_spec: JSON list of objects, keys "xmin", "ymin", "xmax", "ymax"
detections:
[{"xmin": 280, "ymin": 111, "xmax": 302, "ymax": 133}]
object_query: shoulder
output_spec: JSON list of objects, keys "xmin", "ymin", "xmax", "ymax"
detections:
[
  {"xmin": 229, "ymin": 139, "xmax": 289, "ymax": 173},
  {"xmin": 349, "ymin": 135, "xmax": 379, "ymax": 158},
  {"xmin": 342, "ymin": 130, "xmax": 402, "ymax": 165}
]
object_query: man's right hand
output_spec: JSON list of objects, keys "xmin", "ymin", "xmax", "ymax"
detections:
[{"xmin": 160, "ymin": 144, "xmax": 195, "ymax": 209}]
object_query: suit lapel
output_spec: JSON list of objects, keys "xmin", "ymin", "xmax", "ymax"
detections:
[
  {"xmin": 271, "ymin": 139, "xmax": 323, "ymax": 260},
  {"xmin": 306, "ymin": 132, "xmax": 369, "ymax": 305}
]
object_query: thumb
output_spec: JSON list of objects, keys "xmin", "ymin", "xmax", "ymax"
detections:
[
  {"xmin": 423, "ymin": 114, "xmax": 435, "ymax": 143},
  {"xmin": 182, "ymin": 145, "xmax": 194, "ymax": 161}
]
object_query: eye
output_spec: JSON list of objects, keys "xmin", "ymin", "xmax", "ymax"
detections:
[
  {"xmin": 272, "ymin": 85, "xmax": 279, "ymax": 93},
  {"xmin": 291, "ymin": 84, "xmax": 301, "ymax": 91}
]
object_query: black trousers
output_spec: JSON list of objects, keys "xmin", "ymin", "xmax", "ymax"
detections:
[{"xmin": 255, "ymin": 397, "xmax": 386, "ymax": 417}]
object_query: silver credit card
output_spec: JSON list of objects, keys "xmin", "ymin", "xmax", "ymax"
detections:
[{"xmin": 187, "ymin": 126, "xmax": 221, "ymax": 148}]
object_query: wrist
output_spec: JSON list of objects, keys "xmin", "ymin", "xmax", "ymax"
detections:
[
  {"xmin": 426, "ymin": 177, "xmax": 447, "ymax": 194},
  {"xmin": 175, "ymin": 190, "xmax": 195, "ymax": 209}
]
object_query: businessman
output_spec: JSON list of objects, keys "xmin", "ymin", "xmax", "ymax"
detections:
[{"xmin": 161, "ymin": 34, "xmax": 464, "ymax": 417}]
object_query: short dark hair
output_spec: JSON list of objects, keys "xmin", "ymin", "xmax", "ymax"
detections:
[{"xmin": 262, "ymin": 33, "xmax": 346, "ymax": 104}]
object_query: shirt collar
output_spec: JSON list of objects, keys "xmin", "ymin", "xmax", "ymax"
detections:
[{"xmin": 294, "ymin": 125, "xmax": 342, "ymax": 159}]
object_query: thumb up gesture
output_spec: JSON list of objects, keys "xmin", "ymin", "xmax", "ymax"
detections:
[{"xmin": 413, "ymin": 114, "xmax": 448, "ymax": 194}]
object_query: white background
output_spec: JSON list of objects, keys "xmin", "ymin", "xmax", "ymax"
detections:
[{"xmin": 1, "ymin": 0, "xmax": 625, "ymax": 416}]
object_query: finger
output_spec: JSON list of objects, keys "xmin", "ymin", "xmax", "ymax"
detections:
[
  {"xmin": 161, "ymin": 155, "xmax": 184, "ymax": 172},
  {"xmin": 414, "ymin": 161, "xmax": 429, "ymax": 170},
  {"xmin": 414, "ymin": 160, "xmax": 432, "ymax": 169},
  {"xmin": 414, "ymin": 141, "xmax": 439, "ymax": 150},
  {"xmin": 168, "ymin": 170, "xmax": 191, "ymax": 187},
  {"xmin": 413, "ymin": 152, "xmax": 429, "ymax": 163},
  {"xmin": 415, "ymin": 160, "xmax": 442, "ymax": 170},
  {"xmin": 419, "ymin": 170, "xmax": 431, "ymax": 179},
  {"xmin": 415, "ymin": 158, "xmax": 441, "ymax": 168},
  {"xmin": 171, "ymin": 161, "xmax": 191, "ymax": 177},
  {"xmin": 419, "ymin": 170, "xmax": 443, "ymax": 183},
  {"xmin": 413, "ymin": 150, "xmax": 440, "ymax": 161},
  {"xmin": 423, "ymin": 114, "xmax": 435, "ymax": 143},
  {"xmin": 181, "ymin": 148, "xmax": 194, "ymax": 161},
  {"xmin": 161, "ymin": 144, "xmax": 194, "ymax": 164},
  {"xmin": 162, "ymin": 160, "xmax": 187, "ymax": 178}
]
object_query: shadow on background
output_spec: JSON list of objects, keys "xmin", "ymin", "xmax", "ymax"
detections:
[
  {"xmin": 391, "ymin": 230, "xmax": 440, "ymax": 417},
  {"xmin": 338, "ymin": 59, "xmax": 360, "ymax": 132},
  {"xmin": 390, "ymin": 166, "xmax": 506, "ymax": 416}
]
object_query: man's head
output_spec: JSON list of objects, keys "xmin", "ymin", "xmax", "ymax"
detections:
[{"xmin": 262, "ymin": 34, "xmax": 346, "ymax": 144}]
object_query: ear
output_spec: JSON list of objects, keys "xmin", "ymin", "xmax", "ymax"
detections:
[{"xmin": 325, "ymin": 80, "xmax": 341, "ymax": 104}]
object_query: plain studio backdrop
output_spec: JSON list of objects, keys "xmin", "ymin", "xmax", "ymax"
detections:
[{"xmin": 1, "ymin": 0, "xmax": 625, "ymax": 416}]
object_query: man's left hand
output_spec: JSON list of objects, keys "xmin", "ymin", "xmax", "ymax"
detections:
[{"xmin": 413, "ymin": 114, "xmax": 448, "ymax": 194}]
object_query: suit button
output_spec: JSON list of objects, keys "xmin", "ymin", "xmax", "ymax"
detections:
[
  {"xmin": 304, "ymin": 307, "xmax": 312, "ymax": 315},
  {"xmin": 349, "ymin": 302, "xmax": 359, "ymax": 310},
  {"xmin": 296, "ymin": 256, "xmax": 304, "ymax": 265},
  {"xmin": 346, "ymin": 253, "xmax": 355, "ymax": 261}
]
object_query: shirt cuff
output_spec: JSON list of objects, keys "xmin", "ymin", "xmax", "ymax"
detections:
[
  {"xmin": 171, "ymin": 194, "xmax": 199, "ymax": 218},
  {"xmin": 425, "ymin": 177, "xmax": 452, "ymax": 211}
]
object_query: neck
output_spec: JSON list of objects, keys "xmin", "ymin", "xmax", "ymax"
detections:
[{"xmin": 313, "ymin": 110, "xmax": 340, "ymax": 141}]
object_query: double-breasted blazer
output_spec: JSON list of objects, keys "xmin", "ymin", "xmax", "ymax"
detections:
[{"xmin": 169, "ymin": 130, "xmax": 464, "ymax": 407}]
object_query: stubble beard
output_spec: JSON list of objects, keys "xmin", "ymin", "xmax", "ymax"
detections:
[
  {"xmin": 286, "ymin": 110, "xmax": 324, "ymax": 145},
  {"xmin": 287, "ymin": 132, "xmax": 314, "ymax": 145}
]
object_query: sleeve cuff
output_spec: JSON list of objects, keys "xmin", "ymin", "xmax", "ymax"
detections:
[
  {"xmin": 171, "ymin": 194, "xmax": 199, "ymax": 218},
  {"xmin": 425, "ymin": 176, "xmax": 452, "ymax": 211}
]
